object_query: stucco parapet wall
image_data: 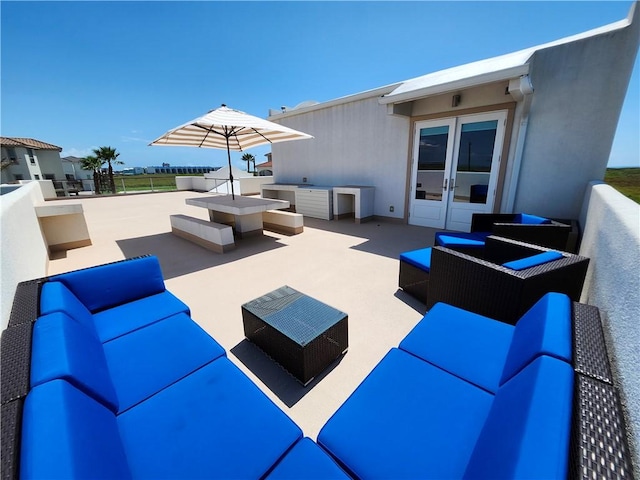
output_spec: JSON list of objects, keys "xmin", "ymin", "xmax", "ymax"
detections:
[{"xmin": 579, "ymin": 181, "xmax": 640, "ymax": 474}]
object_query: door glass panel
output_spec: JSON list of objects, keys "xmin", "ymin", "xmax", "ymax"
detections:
[
  {"xmin": 416, "ymin": 126, "xmax": 448, "ymax": 201},
  {"xmin": 453, "ymin": 120, "xmax": 497, "ymax": 203}
]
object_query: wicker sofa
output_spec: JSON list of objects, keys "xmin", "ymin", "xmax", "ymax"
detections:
[
  {"xmin": 318, "ymin": 293, "xmax": 634, "ymax": 479},
  {"xmin": 0, "ymin": 256, "xmax": 349, "ymax": 480}
]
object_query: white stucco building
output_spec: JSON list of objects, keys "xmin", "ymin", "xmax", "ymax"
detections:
[
  {"xmin": 268, "ymin": 3, "xmax": 639, "ymax": 232},
  {"xmin": 1, "ymin": 137, "xmax": 64, "ymax": 185}
]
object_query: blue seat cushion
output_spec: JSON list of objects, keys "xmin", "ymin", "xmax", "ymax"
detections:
[
  {"xmin": 31, "ymin": 312, "xmax": 119, "ymax": 412},
  {"xmin": 39, "ymin": 281, "xmax": 96, "ymax": 335},
  {"xmin": 117, "ymin": 357, "xmax": 302, "ymax": 479},
  {"xmin": 502, "ymin": 251, "xmax": 563, "ymax": 271},
  {"xmin": 500, "ymin": 293, "xmax": 572, "ymax": 385},
  {"xmin": 21, "ymin": 380, "xmax": 131, "ymax": 480},
  {"xmin": 104, "ymin": 312, "xmax": 226, "ymax": 412},
  {"xmin": 399, "ymin": 247, "xmax": 432, "ymax": 272},
  {"xmin": 50, "ymin": 256, "xmax": 167, "ymax": 313},
  {"xmin": 515, "ymin": 213, "xmax": 551, "ymax": 225},
  {"xmin": 464, "ymin": 356, "xmax": 573, "ymax": 479},
  {"xmin": 93, "ymin": 291, "xmax": 190, "ymax": 342},
  {"xmin": 318, "ymin": 348, "xmax": 493, "ymax": 479},
  {"xmin": 435, "ymin": 232, "xmax": 487, "ymax": 248},
  {"xmin": 399, "ymin": 303, "xmax": 514, "ymax": 393},
  {"xmin": 266, "ymin": 438, "xmax": 351, "ymax": 480}
]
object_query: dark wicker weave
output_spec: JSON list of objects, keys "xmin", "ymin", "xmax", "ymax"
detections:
[
  {"xmin": 242, "ymin": 286, "xmax": 348, "ymax": 385},
  {"xmin": 398, "ymin": 260, "xmax": 430, "ymax": 304},
  {"xmin": 426, "ymin": 236, "xmax": 589, "ymax": 325},
  {"xmin": 469, "ymin": 213, "xmax": 578, "ymax": 252}
]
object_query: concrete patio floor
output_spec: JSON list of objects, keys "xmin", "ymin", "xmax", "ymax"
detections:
[{"xmin": 47, "ymin": 190, "xmax": 437, "ymax": 440}]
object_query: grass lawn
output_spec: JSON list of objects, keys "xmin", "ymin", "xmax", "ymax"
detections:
[
  {"xmin": 605, "ymin": 168, "xmax": 640, "ymax": 204},
  {"xmin": 114, "ymin": 174, "xmax": 185, "ymax": 192}
]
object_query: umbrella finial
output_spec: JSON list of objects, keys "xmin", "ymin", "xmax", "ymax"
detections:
[{"xmin": 221, "ymin": 104, "xmax": 226, "ymax": 107}]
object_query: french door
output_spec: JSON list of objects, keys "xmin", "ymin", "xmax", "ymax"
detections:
[{"xmin": 409, "ymin": 111, "xmax": 507, "ymax": 231}]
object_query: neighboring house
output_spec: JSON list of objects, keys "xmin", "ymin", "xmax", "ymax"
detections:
[
  {"xmin": 256, "ymin": 157, "xmax": 273, "ymax": 176},
  {"xmin": 61, "ymin": 156, "xmax": 94, "ymax": 181},
  {"xmin": 1, "ymin": 137, "xmax": 64, "ymax": 185},
  {"xmin": 268, "ymin": 3, "xmax": 639, "ymax": 231}
]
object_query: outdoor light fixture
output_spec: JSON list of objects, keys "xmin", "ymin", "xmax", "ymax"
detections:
[{"xmin": 452, "ymin": 94, "xmax": 461, "ymax": 107}]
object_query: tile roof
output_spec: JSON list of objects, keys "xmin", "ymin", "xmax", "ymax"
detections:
[{"xmin": 0, "ymin": 137, "xmax": 62, "ymax": 151}]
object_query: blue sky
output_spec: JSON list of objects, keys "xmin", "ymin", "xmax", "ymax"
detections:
[{"xmin": 2, "ymin": 1, "xmax": 638, "ymax": 170}]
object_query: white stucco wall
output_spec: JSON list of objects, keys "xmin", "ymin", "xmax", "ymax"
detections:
[
  {"xmin": 514, "ymin": 8, "xmax": 639, "ymax": 219},
  {"xmin": 0, "ymin": 182, "xmax": 49, "ymax": 330},
  {"xmin": 579, "ymin": 182, "xmax": 640, "ymax": 469},
  {"xmin": 271, "ymin": 95, "xmax": 411, "ymax": 220}
]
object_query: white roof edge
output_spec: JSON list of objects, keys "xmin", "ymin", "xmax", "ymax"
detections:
[
  {"xmin": 381, "ymin": 13, "xmax": 632, "ymax": 105},
  {"xmin": 378, "ymin": 65, "xmax": 530, "ymax": 105},
  {"xmin": 268, "ymin": 83, "xmax": 401, "ymax": 120}
]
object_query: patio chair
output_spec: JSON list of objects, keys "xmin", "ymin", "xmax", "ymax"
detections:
[
  {"xmin": 426, "ymin": 235, "xmax": 590, "ymax": 325},
  {"xmin": 434, "ymin": 212, "xmax": 578, "ymax": 254}
]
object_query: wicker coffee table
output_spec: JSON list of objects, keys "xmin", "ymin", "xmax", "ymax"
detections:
[{"xmin": 241, "ymin": 286, "xmax": 349, "ymax": 385}]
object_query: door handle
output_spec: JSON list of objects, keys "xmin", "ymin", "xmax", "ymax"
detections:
[
  {"xmin": 450, "ymin": 178, "xmax": 457, "ymax": 189},
  {"xmin": 443, "ymin": 179, "xmax": 448, "ymax": 191}
]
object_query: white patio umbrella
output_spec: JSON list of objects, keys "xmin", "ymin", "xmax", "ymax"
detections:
[{"xmin": 150, "ymin": 104, "xmax": 313, "ymax": 198}]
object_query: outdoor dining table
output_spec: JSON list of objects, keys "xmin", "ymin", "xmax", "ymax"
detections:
[{"xmin": 186, "ymin": 195, "xmax": 290, "ymax": 238}]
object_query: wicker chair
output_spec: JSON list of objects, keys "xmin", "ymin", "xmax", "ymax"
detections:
[
  {"xmin": 426, "ymin": 236, "xmax": 590, "ymax": 325},
  {"xmin": 470, "ymin": 213, "xmax": 579, "ymax": 252}
]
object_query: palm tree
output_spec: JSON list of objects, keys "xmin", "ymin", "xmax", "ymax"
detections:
[
  {"xmin": 80, "ymin": 155, "xmax": 104, "ymax": 194},
  {"xmin": 94, "ymin": 146, "xmax": 123, "ymax": 193},
  {"xmin": 241, "ymin": 153, "xmax": 255, "ymax": 174}
]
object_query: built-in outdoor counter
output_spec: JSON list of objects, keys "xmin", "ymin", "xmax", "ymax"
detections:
[
  {"xmin": 333, "ymin": 186, "xmax": 375, "ymax": 223},
  {"xmin": 295, "ymin": 186, "xmax": 333, "ymax": 220},
  {"xmin": 35, "ymin": 202, "xmax": 92, "ymax": 253},
  {"xmin": 260, "ymin": 184, "xmax": 306, "ymax": 210}
]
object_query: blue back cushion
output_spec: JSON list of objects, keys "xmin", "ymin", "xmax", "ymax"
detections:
[
  {"xmin": 31, "ymin": 312, "xmax": 119, "ymax": 412},
  {"xmin": 515, "ymin": 213, "xmax": 551, "ymax": 225},
  {"xmin": 21, "ymin": 380, "xmax": 131, "ymax": 479},
  {"xmin": 502, "ymin": 251, "xmax": 563, "ymax": 271},
  {"xmin": 500, "ymin": 293, "xmax": 572, "ymax": 385},
  {"xmin": 266, "ymin": 438, "xmax": 350, "ymax": 479},
  {"xmin": 399, "ymin": 247, "xmax": 432, "ymax": 272},
  {"xmin": 435, "ymin": 233, "xmax": 486, "ymax": 248},
  {"xmin": 51, "ymin": 256, "xmax": 166, "ymax": 312},
  {"xmin": 40, "ymin": 281, "xmax": 95, "ymax": 333},
  {"xmin": 464, "ymin": 356, "xmax": 573, "ymax": 479}
]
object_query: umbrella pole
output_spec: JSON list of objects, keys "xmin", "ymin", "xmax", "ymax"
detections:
[{"xmin": 225, "ymin": 135, "xmax": 235, "ymax": 199}]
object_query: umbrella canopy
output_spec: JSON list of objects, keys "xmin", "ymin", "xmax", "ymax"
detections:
[{"xmin": 150, "ymin": 104, "xmax": 313, "ymax": 198}]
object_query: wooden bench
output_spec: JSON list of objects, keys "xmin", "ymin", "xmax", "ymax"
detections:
[
  {"xmin": 262, "ymin": 210, "xmax": 304, "ymax": 235},
  {"xmin": 170, "ymin": 214, "xmax": 235, "ymax": 253}
]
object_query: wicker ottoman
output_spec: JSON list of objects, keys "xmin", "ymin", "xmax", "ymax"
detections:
[{"xmin": 241, "ymin": 286, "xmax": 348, "ymax": 385}]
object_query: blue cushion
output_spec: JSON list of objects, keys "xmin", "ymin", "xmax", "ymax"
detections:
[
  {"xmin": 515, "ymin": 213, "xmax": 551, "ymax": 225},
  {"xmin": 104, "ymin": 312, "xmax": 226, "ymax": 412},
  {"xmin": 399, "ymin": 247, "xmax": 432, "ymax": 272},
  {"xmin": 117, "ymin": 357, "xmax": 302, "ymax": 479},
  {"xmin": 21, "ymin": 380, "xmax": 131, "ymax": 480},
  {"xmin": 399, "ymin": 303, "xmax": 514, "ymax": 393},
  {"xmin": 39, "ymin": 281, "xmax": 95, "ymax": 334},
  {"xmin": 93, "ymin": 291, "xmax": 190, "ymax": 342},
  {"xmin": 502, "ymin": 251, "xmax": 563, "ymax": 271},
  {"xmin": 435, "ymin": 232, "xmax": 486, "ymax": 248},
  {"xmin": 500, "ymin": 293, "xmax": 573, "ymax": 385},
  {"xmin": 464, "ymin": 356, "xmax": 573, "ymax": 479},
  {"xmin": 266, "ymin": 438, "xmax": 351, "ymax": 479},
  {"xmin": 30, "ymin": 312, "xmax": 119, "ymax": 412},
  {"xmin": 318, "ymin": 348, "xmax": 493, "ymax": 479},
  {"xmin": 51, "ymin": 256, "xmax": 167, "ymax": 313}
]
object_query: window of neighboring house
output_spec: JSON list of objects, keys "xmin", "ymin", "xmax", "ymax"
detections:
[
  {"xmin": 27, "ymin": 148, "xmax": 36, "ymax": 164},
  {"xmin": 14, "ymin": 174, "xmax": 24, "ymax": 181},
  {"xmin": 65, "ymin": 174, "xmax": 75, "ymax": 180},
  {"xmin": 7, "ymin": 147, "xmax": 17, "ymax": 161},
  {"xmin": 34, "ymin": 174, "xmax": 40, "ymax": 180},
  {"xmin": 43, "ymin": 174, "xmax": 55, "ymax": 180}
]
